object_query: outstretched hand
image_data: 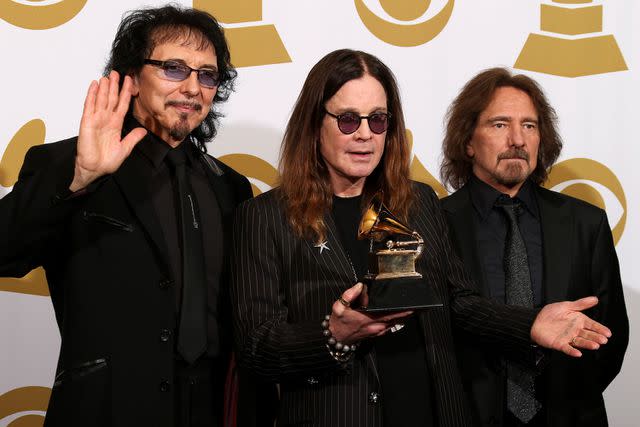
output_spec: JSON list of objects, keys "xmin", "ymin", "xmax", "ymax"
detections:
[
  {"xmin": 329, "ymin": 282, "xmax": 413, "ymax": 344},
  {"xmin": 70, "ymin": 71, "xmax": 147, "ymax": 192},
  {"xmin": 531, "ymin": 296, "xmax": 611, "ymax": 357}
]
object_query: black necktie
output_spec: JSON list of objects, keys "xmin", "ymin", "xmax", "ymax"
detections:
[
  {"xmin": 166, "ymin": 147, "xmax": 207, "ymax": 364},
  {"xmin": 496, "ymin": 196, "xmax": 541, "ymax": 424}
]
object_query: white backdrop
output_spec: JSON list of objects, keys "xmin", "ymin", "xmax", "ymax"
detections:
[{"xmin": 1, "ymin": 1, "xmax": 637, "ymax": 425}]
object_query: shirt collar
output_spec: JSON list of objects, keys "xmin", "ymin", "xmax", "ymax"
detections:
[
  {"xmin": 469, "ymin": 175, "xmax": 539, "ymax": 220},
  {"xmin": 125, "ymin": 115, "xmax": 201, "ymax": 171}
]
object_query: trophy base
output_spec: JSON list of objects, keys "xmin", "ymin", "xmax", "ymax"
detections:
[{"xmin": 357, "ymin": 276, "xmax": 443, "ymax": 312}]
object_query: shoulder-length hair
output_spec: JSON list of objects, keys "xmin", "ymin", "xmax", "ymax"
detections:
[
  {"xmin": 104, "ymin": 4, "xmax": 237, "ymax": 151},
  {"xmin": 279, "ymin": 49, "xmax": 412, "ymax": 243},
  {"xmin": 440, "ymin": 67, "xmax": 562, "ymax": 190}
]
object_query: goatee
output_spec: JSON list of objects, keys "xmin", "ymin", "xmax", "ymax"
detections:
[{"xmin": 169, "ymin": 113, "xmax": 191, "ymax": 142}]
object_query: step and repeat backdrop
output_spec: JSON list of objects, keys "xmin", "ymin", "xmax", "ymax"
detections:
[{"xmin": 1, "ymin": 0, "xmax": 638, "ymax": 425}]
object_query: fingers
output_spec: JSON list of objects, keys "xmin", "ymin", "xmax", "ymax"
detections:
[
  {"xmin": 583, "ymin": 317, "xmax": 612, "ymax": 339},
  {"xmin": 107, "ymin": 70, "xmax": 120, "ymax": 112},
  {"xmin": 333, "ymin": 283, "xmax": 363, "ymax": 315},
  {"xmin": 96, "ymin": 75, "xmax": 110, "ymax": 111},
  {"xmin": 82, "ymin": 80, "xmax": 98, "ymax": 119},
  {"xmin": 343, "ymin": 282, "xmax": 364, "ymax": 302},
  {"xmin": 569, "ymin": 296, "xmax": 599, "ymax": 312},
  {"xmin": 116, "ymin": 74, "xmax": 134, "ymax": 117},
  {"xmin": 121, "ymin": 127, "xmax": 147, "ymax": 155},
  {"xmin": 561, "ymin": 342, "xmax": 583, "ymax": 358},
  {"xmin": 570, "ymin": 335, "xmax": 601, "ymax": 351},
  {"xmin": 374, "ymin": 310, "xmax": 414, "ymax": 323}
]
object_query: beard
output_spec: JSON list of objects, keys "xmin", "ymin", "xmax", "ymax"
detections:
[
  {"xmin": 169, "ymin": 113, "xmax": 191, "ymax": 142},
  {"xmin": 494, "ymin": 148, "xmax": 532, "ymax": 187},
  {"xmin": 166, "ymin": 101, "xmax": 202, "ymax": 142}
]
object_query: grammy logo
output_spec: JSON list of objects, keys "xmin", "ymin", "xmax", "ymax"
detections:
[{"xmin": 514, "ymin": 0, "xmax": 627, "ymax": 77}]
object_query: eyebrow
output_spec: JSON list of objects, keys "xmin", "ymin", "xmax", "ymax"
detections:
[
  {"xmin": 487, "ymin": 115, "xmax": 538, "ymax": 124},
  {"xmin": 334, "ymin": 106, "xmax": 388, "ymax": 114}
]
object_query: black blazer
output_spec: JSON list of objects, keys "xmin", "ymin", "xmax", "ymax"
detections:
[
  {"xmin": 441, "ymin": 183, "xmax": 629, "ymax": 427},
  {"xmin": 0, "ymin": 135, "xmax": 252, "ymax": 427},
  {"xmin": 231, "ymin": 182, "xmax": 541, "ymax": 427}
]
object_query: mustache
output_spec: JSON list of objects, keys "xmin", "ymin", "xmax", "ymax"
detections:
[
  {"xmin": 166, "ymin": 100, "xmax": 202, "ymax": 111},
  {"xmin": 498, "ymin": 148, "xmax": 529, "ymax": 161}
]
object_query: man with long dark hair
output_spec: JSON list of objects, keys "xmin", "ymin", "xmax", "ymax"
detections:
[
  {"xmin": 441, "ymin": 68, "xmax": 628, "ymax": 426},
  {"xmin": 231, "ymin": 51, "xmax": 614, "ymax": 427},
  {"xmin": 0, "ymin": 5, "xmax": 252, "ymax": 426}
]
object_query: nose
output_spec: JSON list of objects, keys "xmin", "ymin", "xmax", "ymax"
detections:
[
  {"xmin": 508, "ymin": 125, "xmax": 525, "ymax": 147},
  {"xmin": 354, "ymin": 117, "xmax": 373, "ymax": 140},
  {"xmin": 180, "ymin": 70, "xmax": 201, "ymax": 96}
]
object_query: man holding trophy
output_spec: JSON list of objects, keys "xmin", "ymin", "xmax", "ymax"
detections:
[{"xmin": 230, "ymin": 49, "xmax": 611, "ymax": 427}]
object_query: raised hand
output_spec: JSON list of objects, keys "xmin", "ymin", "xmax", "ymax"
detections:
[
  {"xmin": 70, "ymin": 71, "xmax": 147, "ymax": 192},
  {"xmin": 329, "ymin": 282, "xmax": 413, "ymax": 344},
  {"xmin": 531, "ymin": 296, "xmax": 612, "ymax": 357}
]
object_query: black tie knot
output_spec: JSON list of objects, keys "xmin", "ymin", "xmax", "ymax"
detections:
[
  {"xmin": 166, "ymin": 147, "xmax": 187, "ymax": 169},
  {"xmin": 495, "ymin": 195, "xmax": 522, "ymax": 219}
]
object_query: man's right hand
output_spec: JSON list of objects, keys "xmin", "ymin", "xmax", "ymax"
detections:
[
  {"xmin": 329, "ymin": 282, "xmax": 413, "ymax": 344},
  {"xmin": 70, "ymin": 71, "xmax": 147, "ymax": 192}
]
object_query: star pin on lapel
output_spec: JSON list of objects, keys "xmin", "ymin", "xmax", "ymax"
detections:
[{"xmin": 315, "ymin": 241, "xmax": 330, "ymax": 254}]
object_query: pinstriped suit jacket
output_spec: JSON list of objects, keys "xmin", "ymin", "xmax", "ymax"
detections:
[{"xmin": 231, "ymin": 182, "xmax": 538, "ymax": 427}]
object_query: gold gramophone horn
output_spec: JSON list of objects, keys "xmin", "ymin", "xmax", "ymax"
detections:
[{"xmin": 358, "ymin": 193, "xmax": 415, "ymax": 241}]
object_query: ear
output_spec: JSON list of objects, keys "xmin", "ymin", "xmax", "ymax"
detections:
[
  {"xmin": 129, "ymin": 73, "xmax": 140, "ymax": 96},
  {"xmin": 465, "ymin": 141, "xmax": 474, "ymax": 158}
]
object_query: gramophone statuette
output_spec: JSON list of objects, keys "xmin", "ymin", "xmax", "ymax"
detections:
[{"xmin": 356, "ymin": 193, "xmax": 442, "ymax": 311}]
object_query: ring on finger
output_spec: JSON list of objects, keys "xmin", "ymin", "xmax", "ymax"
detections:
[
  {"xmin": 571, "ymin": 336, "xmax": 579, "ymax": 347},
  {"xmin": 338, "ymin": 296, "xmax": 350, "ymax": 307}
]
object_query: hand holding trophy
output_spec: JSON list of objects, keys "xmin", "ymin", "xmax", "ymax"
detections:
[{"xmin": 357, "ymin": 193, "xmax": 443, "ymax": 311}]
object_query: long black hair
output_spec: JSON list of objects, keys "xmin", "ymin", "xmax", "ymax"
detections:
[{"xmin": 104, "ymin": 4, "xmax": 237, "ymax": 150}]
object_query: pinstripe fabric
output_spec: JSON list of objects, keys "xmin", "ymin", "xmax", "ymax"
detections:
[{"xmin": 231, "ymin": 182, "xmax": 538, "ymax": 427}]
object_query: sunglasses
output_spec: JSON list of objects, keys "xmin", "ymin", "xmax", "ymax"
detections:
[
  {"xmin": 144, "ymin": 59, "xmax": 220, "ymax": 88},
  {"xmin": 325, "ymin": 110, "xmax": 390, "ymax": 135}
]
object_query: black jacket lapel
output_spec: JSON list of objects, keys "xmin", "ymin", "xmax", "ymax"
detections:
[
  {"xmin": 441, "ymin": 186, "xmax": 489, "ymax": 295},
  {"xmin": 113, "ymin": 149, "xmax": 170, "ymax": 268},
  {"xmin": 536, "ymin": 186, "xmax": 572, "ymax": 303},
  {"xmin": 197, "ymin": 152, "xmax": 236, "ymax": 221}
]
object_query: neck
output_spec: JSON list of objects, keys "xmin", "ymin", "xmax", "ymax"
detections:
[
  {"xmin": 475, "ymin": 176, "xmax": 525, "ymax": 198},
  {"xmin": 331, "ymin": 177, "xmax": 366, "ymax": 198}
]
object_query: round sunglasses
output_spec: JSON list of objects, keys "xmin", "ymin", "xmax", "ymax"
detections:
[
  {"xmin": 325, "ymin": 110, "xmax": 390, "ymax": 135},
  {"xmin": 144, "ymin": 59, "xmax": 220, "ymax": 88}
]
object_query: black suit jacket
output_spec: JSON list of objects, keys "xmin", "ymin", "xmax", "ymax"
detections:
[
  {"xmin": 0, "ymin": 135, "xmax": 252, "ymax": 427},
  {"xmin": 441, "ymin": 183, "xmax": 629, "ymax": 427},
  {"xmin": 231, "ymin": 182, "xmax": 542, "ymax": 427}
]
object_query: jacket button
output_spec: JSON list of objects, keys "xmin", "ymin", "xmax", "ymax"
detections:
[
  {"xmin": 159, "ymin": 279, "xmax": 173, "ymax": 290},
  {"xmin": 159, "ymin": 380, "xmax": 171, "ymax": 392},
  {"xmin": 159, "ymin": 329, "xmax": 171, "ymax": 342},
  {"xmin": 368, "ymin": 391, "xmax": 380, "ymax": 404}
]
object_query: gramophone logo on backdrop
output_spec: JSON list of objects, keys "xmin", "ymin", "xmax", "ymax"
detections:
[
  {"xmin": 355, "ymin": 0, "xmax": 455, "ymax": 46},
  {"xmin": 192, "ymin": 0, "xmax": 289, "ymax": 197},
  {"xmin": 515, "ymin": 0, "xmax": 627, "ymax": 77},
  {"xmin": 0, "ymin": 0, "xmax": 87, "ymax": 30},
  {"xmin": 193, "ymin": 0, "xmax": 290, "ymax": 67}
]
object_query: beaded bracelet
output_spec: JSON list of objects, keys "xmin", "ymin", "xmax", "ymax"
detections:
[{"xmin": 322, "ymin": 314, "xmax": 356, "ymax": 362}]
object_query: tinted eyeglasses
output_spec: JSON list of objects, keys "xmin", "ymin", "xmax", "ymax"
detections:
[
  {"xmin": 144, "ymin": 59, "xmax": 220, "ymax": 88},
  {"xmin": 325, "ymin": 110, "xmax": 390, "ymax": 135}
]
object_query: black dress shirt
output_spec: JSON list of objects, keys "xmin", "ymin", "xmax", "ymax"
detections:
[
  {"xmin": 332, "ymin": 195, "xmax": 434, "ymax": 427},
  {"xmin": 468, "ymin": 176, "xmax": 544, "ymax": 307},
  {"xmin": 130, "ymin": 117, "xmax": 224, "ymax": 358}
]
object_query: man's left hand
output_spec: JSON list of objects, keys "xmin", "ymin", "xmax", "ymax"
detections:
[{"xmin": 531, "ymin": 296, "xmax": 611, "ymax": 357}]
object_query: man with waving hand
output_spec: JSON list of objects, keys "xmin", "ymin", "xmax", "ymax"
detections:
[{"xmin": 0, "ymin": 5, "xmax": 253, "ymax": 427}]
